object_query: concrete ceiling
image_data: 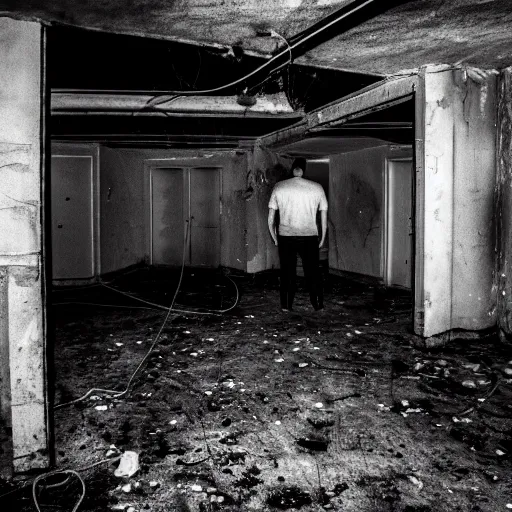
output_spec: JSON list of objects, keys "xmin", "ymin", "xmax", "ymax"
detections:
[{"xmin": 4, "ymin": 0, "xmax": 512, "ymax": 75}]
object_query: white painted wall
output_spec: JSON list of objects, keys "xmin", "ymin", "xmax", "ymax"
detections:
[
  {"xmin": 419, "ymin": 68, "xmax": 497, "ymax": 337},
  {"xmin": 0, "ymin": 18, "xmax": 49, "ymax": 472}
]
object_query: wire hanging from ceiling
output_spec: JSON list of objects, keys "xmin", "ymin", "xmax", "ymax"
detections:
[{"xmin": 52, "ymin": 0, "xmax": 378, "ymax": 97}]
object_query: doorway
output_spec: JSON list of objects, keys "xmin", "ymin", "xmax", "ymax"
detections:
[
  {"xmin": 51, "ymin": 155, "xmax": 95, "ymax": 280},
  {"xmin": 150, "ymin": 167, "xmax": 221, "ymax": 268},
  {"xmin": 385, "ymin": 158, "xmax": 413, "ymax": 288}
]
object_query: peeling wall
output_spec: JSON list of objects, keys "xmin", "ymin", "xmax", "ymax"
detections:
[
  {"xmin": 0, "ymin": 18, "xmax": 49, "ymax": 472},
  {"xmin": 245, "ymin": 144, "xmax": 290, "ymax": 273},
  {"xmin": 420, "ymin": 67, "xmax": 497, "ymax": 337},
  {"xmin": 496, "ymin": 67, "xmax": 512, "ymax": 336}
]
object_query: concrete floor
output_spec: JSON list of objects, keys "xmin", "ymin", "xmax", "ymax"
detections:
[{"xmin": 1, "ymin": 268, "xmax": 511, "ymax": 511}]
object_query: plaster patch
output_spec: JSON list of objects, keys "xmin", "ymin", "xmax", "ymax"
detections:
[{"xmin": 10, "ymin": 266, "xmax": 39, "ymax": 287}]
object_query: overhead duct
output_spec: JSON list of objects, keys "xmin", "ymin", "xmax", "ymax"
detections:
[{"xmin": 51, "ymin": 92, "xmax": 301, "ymax": 118}]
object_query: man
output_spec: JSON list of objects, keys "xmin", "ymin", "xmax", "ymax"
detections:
[{"xmin": 268, "ymin": 158, "xmax": 328, "ymax": 312}]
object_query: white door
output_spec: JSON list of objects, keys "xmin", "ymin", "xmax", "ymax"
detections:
[
  {"xmin": 51, "ymin": 156, "xmax": 94, "ymax": 279},
  {"xmin": 386, "ymin": 159, "xmax": 413, "ymax": 288}
]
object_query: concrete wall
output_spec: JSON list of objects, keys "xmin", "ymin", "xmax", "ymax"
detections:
[
  {"xmin": 418, "ymin": 67, "xmax": 497, "ymax": 337},
  {"xmin": 0, "ymin": 19, "xmax": 50, "ymax": 472},
  {"xmin": 329, "ymin": 146, "xmax": 386, "ymax": 277},
  {"xmin": 328, "ymin": 146, "xmax": 412, "ymax": 278},
  {"xmin": 50, "ymin": 146, "xmax": 248, "ymax": 275},
  {"xmin": 245, "ymin": 144, "xmax": 291, "ymax": 273},
  {"xmin": 496, "ymin": 67, "xmax": 512, "ymax": 337}
]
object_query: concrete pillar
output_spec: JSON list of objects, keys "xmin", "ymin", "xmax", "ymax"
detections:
[
  {"xmin": 496, "ymin": 68, "xmax": 512, "ymax": 338},
  {"xmin": 416, "ymin": 66, "xmax": 497, "ymax": 338},
  {"xmin": 0, "ymin": 18, "xmax": 50, "ymax": 472}
]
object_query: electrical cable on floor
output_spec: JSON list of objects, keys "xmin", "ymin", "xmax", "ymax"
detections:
[
  {"xmin": 52, "ymin": 301, "xmax": 158, "ymax": 310},
  {"xmin": 32, "ymin": 470, "xmax": 85, "ymax": 512},
  {"xmin": 98, "ymin": 274, "xmax": 239, "ymax": 315},
  {"xmin": 54, "ymin": 222, "xmax": 191, "ymax": 410}
]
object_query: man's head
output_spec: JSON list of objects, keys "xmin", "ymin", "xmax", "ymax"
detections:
[{"xmin": 291, "ymin": 158, "xmax": 306, "ymax": 178}]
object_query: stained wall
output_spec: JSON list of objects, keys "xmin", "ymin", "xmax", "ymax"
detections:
[
  {"xmin": 0, "ymin": 18, "xmax": 50, "ymax": 472},
  {"xmin": 419, "ymin": 68, "xmax": 497, "ymax": 337}
]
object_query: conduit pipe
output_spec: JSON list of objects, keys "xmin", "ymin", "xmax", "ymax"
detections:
[
  {"xmin": 52, "ymin": 0, "xmax": 410, "ymax": 96},
  {"xmin": 51, "ymin": 92, "xmax": 301, "ymax": 117}
]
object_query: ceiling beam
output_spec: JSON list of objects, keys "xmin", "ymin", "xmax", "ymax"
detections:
[{"xmin": 258, "ymin": 74, "xmax": 419, "ymax": 148}]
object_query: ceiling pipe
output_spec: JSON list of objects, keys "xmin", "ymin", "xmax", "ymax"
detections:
[
  {"xmin": 52, "ymin": 0, "xmax": 412, "ymax": 97},
  {"xmin": 51, "ymin": 92, "xmax": 302, "ymax": 117}
]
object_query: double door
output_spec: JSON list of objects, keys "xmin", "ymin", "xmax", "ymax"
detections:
[{"xmin": 151, "ymin": 167, "xmax": 220, "ymax": 267}]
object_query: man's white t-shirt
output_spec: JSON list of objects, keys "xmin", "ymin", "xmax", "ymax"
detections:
[{"xmin": 268, "ymin": 177, "xmax": 328, "ymax": 236}]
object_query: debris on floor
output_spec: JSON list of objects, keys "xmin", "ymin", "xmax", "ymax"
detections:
[{"xmin": 1, "ymin": 268, "xmax": 511, "ymax": 511}]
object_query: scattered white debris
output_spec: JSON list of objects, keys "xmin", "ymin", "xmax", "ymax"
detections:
[
  {"xmin": 313, "ymin": 347, "xmax": 320, "ymax": 350},
  {"xmin": 435, "ymin": 424, "xmax": 443, "ymax": 427},
  {"xmin": 169, "ymin": 420, "xmax": 177, "ymax": 425},
  {"xmin": 184, "ymin": 330, "xmax": 191, "ymax": 334},
  {"xmin": 190, "ymin": 353, "xmax": 198, "ymax": 357},
  {"xmin": 477, "ymin": 398, "xmax": 486, "ymax": 402},
  {"xmin": 274, "ymin": 358, "xmax": 284, "ymax": 363},
  {"xmin": 462, "ymin": 380, "xmax": 477, "ymax": 388},
  {"xmin": 90, "ymin": 395, "xmax": 102, "ymax": 401},
  {"xmin": 314, "ymin": 402, "xmax": 324, "ymax": 409},
  {"xmin": 408, "ymin": 476, "xmax": 423, "ymax": 490},
  {"xmin": 191, "ymin": 484, "xmax": 203, "ymax": 492},
  {"xmin": 122, "ymin": 483, "xmax": 132, "ymax": 493},
  {"xmin": 354, "ymin": 330, "xmax": 362, "ymax": 335},
  {"xmin": 106, "ymin": 445, "xmax": 120, "ymax": 457},
  {"xmin": 447, "ymin": 489, "xmax": 453, "ymax": 494},
  {"xmin": 463, "ymin": 363, "xmax": 480, "ymax": 372},
  {"xmin": 115, "ymin": 342, "xmax": 123, "ymax": 347},
  {"xmin": 149, "ymin": 481, "xmax": 160, "ymax": 488},
  {"xmin": 245, "ymin": 315, "xmax": 255, "ymax": 319},
  {"xmin": 506, "ymin": 504, "xmax": 512, "ymax": 509},
  {"xmin": 207, "ymin": 487, "xmax": 217, "ymax": 494},
  {"xmin": 206, "ymin": 338, "xmax": 214, "ymax": 341},
  {"xmin": 298, "ymin": 363, "xmax": 308, "ymax": 368},
  {"xmin": 263, "ymin": 340, "xmax": 269, "ymax": 344},
  {"xmin": 401, "ymin": 400, "xmax": 410, "ymax": 407},
  {"xmin": 275, "ymin": 420, "xmax": 281, "ymax": 425},
  {"xmin": 346, "ymin": 333, "xmax": 353, "ymax": 337},
  {"xmin": 405, "ymin": 408, "xmax": 423, "ymax": 414},
  {"xmin": 136, "ymin": 341, "xmax": 143, "ymax": 345},
  {"xmin": 95, "ymin": 405, "xmax": 108, "ymax": 411},
  {"xmin": 504, "ymin": 368, "xmax": 512, "ymax": 376},
  {"xmin": 292, "ymin": 348, "xmax": 300, "ymax": 352},
  {"xmin": 223, "ymin": 381, "xmax": 235, "ymax": 389},
  {"xmin": 114, "ymin": 451, "xmax": 140, "ymax": 478},
  {"xmin": 496, "ymin": 449, "xmax": 506, "ymax": 456}
]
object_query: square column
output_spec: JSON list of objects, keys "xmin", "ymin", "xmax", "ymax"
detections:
[
  {"xmin": 0, "ymin": 18, "xmax": 50, "ymax": 472},
  {"xmin": 416, "ymin": 66, "xmax": 497, "ymax": 337}
]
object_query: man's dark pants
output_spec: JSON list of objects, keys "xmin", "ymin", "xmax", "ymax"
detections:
[{"xmin": 277, "ymin": 235, "xmax": 323, "ymax": 310}]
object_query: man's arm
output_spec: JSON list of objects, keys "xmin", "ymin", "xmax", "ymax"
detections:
[
  {"xmin": 319, "ymin": 209, "xmax": 327, "ymax": 248},
  {"xmin": 268, "ymin": 208, "xmax": 278, "ymax": 246}
]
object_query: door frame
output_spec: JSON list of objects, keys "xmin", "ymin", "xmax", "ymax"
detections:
[
  {"xmin": 50, "ymin": 143, "xmax": 101, "ymax": 283},
  {"xmin": 383, "ymin": 157, "xmax": 414, "ymax": 289},
  {"xmin": 147, "ymin": 162, "xmax": 222, "ymax": 267}
]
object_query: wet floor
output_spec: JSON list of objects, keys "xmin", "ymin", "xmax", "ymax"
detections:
[{"xmin": 1, "ymin": 267, "xmax": 511, "ymax": 511}]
